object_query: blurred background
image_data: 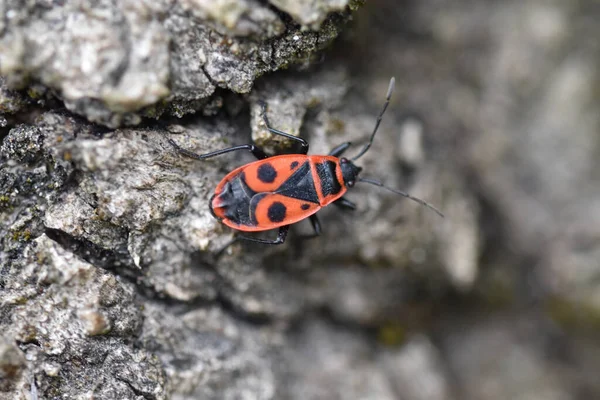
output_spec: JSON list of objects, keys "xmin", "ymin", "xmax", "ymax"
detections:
[{"xmin": 318, "ymin": 0, "xmax": 600, "ymax": 398}]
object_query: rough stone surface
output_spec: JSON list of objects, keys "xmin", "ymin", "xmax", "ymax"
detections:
[
  {"xmin": 1, "ymin": 234, "xmax": 165, "ymax": 399},
  {"xmin": 0, "ymin": 0, "xmax": 353, "ymax": 127},
  {"xmin": 270, "ymin": 0, "xmax": 354, "ymax": 29},
  {"xmin": 0, "ymin": 77, "xmax": 29, "ymax": 116},
  {"xmin": 2, "ymin": 0, "xmax": 600, "ymax": 399},
  {"xmin": 140, "ymin": 303, "xmax": 277, "ymax": 400}
]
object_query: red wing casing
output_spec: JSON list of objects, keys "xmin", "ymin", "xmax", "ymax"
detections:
[{"xmin": 211, "ymin": 155, "xmax": 347, "ymax": 232}]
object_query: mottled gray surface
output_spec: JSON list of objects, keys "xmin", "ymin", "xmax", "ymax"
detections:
[
  {"xmin": 0, "ymin": 0, "xmax": 353, "ymax": 127},
  {"xmin": 2, "ymin": 0, "xmax": 600, "ymax": 399},
  {"xmin": 2, "ymin": 234, "xmax": 164, "ymax": 399}
]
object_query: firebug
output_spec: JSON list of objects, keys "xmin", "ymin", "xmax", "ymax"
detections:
[{"xmin": 168, "ymin": 77, "xmax": 443, "ymax": 249}]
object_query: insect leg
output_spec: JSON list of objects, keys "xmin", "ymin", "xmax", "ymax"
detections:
[
  {"xmin": 333, "ymin": 197, "xmax": 357, "ymax": 211},
  {"xmin": 167, "ymin": 137, "xmax": 268, "ymax": 160},
  {"xmin": 328, "ymin": 142, "xmax": 352, "ymax": 157},
  {"xmin": 237, "ymin": 225, "xmax": 290, "ymax": 245},
  {"xmin": 296, "ymin": 214, "xmax": 322, "ymax": 240},
  {"xmin": 309, "ymin": 214, "xmax": 322, "ymax": 235},
  {"xmin": 214, "ymin": 226, "xmax": 290, "ymax": 257},
  {"xmin": 259, "ymin": 101, "xmax": 309, "ymax": 155}
]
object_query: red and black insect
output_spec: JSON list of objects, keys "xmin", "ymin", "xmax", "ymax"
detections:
[{"xmin": 168, "ymin": 77, "xmax": 443, "ymax": 248}]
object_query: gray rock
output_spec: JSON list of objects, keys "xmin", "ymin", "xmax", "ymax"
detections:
[
  {"xmin": 277, "ymin": 318, "xmax": 399, "ymax": 400},
  {"xmin": 3, "ymin": 0, "xmax": 600, "ymax": 399},
  {"xmin": 0, "ymin": 0, "xmax": 354, "ymax": 127},
  {"xmin": 1, "ymin": 234, "xmax": 165, "ymax": 399},
  {"xmin": 0, "ymin": 337, "xmax": 27, "ymax": 393},
  {"xmin": 140, "ymin": 303, "xmax": 276, "ymax": 400},
  {"xmin": 381, "ymin": 336, "xmax": 454, "ymax": 400},
  {"xmin": 0, "ymin": 76, "xmax": 30, "ymax": 115},
  {"xmin": 440, "ymin": 315, "xmax": 574, "ymax": 400},
  {"xmin": 270, "ymin": 0, "xmax": 353, "ymax": 29}
]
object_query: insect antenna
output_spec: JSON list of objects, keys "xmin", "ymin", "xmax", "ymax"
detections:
[
  {"xmin": 358, "ymin": 177, "xmax": 444, "ymax": 218},
  {"xmin": 351, "ymin": 77, "xmax": 396, "ymax": 161}
]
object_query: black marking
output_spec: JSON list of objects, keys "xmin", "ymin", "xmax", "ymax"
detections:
[
  {"xmin": 249, "ymin": 193, "xmax": 268, "ymax": 226},
  {"xmin": 257, "ymin": 163, "xmax": 277, "ymax": 183},
  {"xmin": 290, "ymin": 161, "xmax": 299, "ymax": 170},
  {"xmin": 316, "ymin": 161, "xmax": 342, "ymax": 197},
  {"xmin": 239, "ymin": 172, "xmax": 257, "ymax": 199},
  {"xmin": 301, "ymin": 203, "xmax": 310, "ymax": 210},
  {"xmin": 267, "ymin": 202, "xmax": 287, "ymax": 223},
  {"xmin": 213, "ymin": 172, "xmax": 256, "ymax": 226},
  {"xmin": 275, "ymin": 161, "xmax": 320, "ymax": 204}
]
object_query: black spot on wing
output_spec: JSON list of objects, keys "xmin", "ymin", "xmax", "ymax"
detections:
[
  {"xmin": 290, "ymin": 161, "xmax": 299, "ymax": 170},
  {"xmin": 301, "ymin": 203, "xmax": 310, "ymax": 210},
  {"xmin": 267, "ymin": 202, "xmax": 287, "ymax": 223},
  {"xmin": 257, "ymin": 163, "xmax": 277, "ymax": 183},
  {"xmin": 276, "ymin": 161, "xmax": 320, "ymax": 203},
  {"xmin": 316, "ymin": 161, "xmax": 341, "ymax": 197}
]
